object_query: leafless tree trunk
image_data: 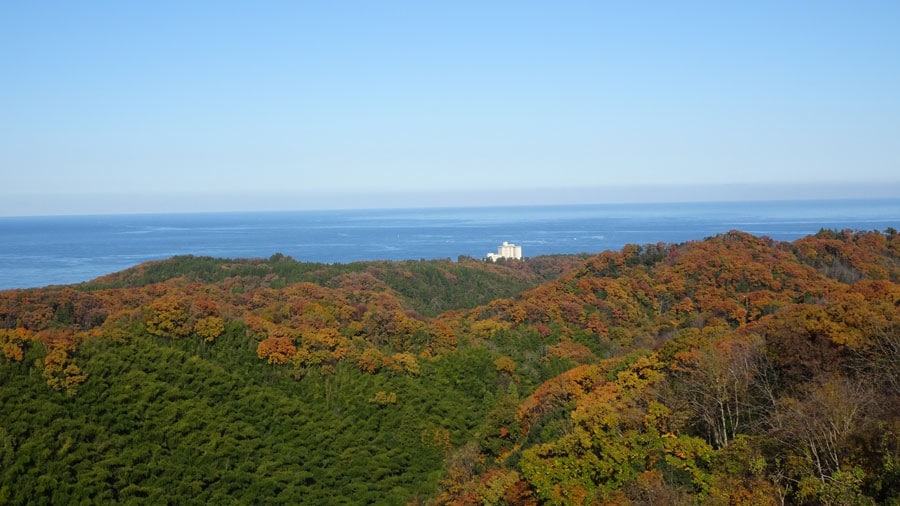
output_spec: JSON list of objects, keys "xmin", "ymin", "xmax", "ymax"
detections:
[
  {"xmin": 769, "ymin": 375, "xmax": 873, "ymax": 484},
  {"xmin": 672, "ymin": 333, "xmax": 764, "ymax": 448}
]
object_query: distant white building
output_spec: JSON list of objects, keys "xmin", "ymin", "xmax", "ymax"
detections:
[{"xmin": 486, "ymin": 241, "xmax": 523, "ymax": 261}]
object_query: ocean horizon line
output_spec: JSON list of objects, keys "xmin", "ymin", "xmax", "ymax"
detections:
[
  {"xmin": 3, "ymin": 194, "xmax": 900, "ymax": 221},
  {"xmin": 3, "ymin": 181, "xmax": 900, "ymax": 218}
]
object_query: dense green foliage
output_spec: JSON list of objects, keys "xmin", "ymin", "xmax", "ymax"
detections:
[
  {"xmin": 0, "ymin": 327, "xmax": 501, "ymax": 504},
  {"xmin": 1, "ymin": 229, "xmax": 898, "ymax": 504}
]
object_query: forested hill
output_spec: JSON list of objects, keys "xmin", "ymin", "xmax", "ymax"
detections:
[
  {"xmin": 78, "ymin": 253, "xmax": 588, "ymax": 317},
  {"xmin": 1, "ymin": 229, "xmax": 898, "ymax": 504}
]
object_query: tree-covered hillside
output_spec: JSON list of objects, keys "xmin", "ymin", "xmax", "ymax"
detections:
[{"xmin": 1, "ymin": 230, "xmax": 898, "ymax": 505}]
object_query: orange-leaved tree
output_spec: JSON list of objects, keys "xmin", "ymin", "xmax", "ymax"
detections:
[{"xmin": 256, "ymin": 337, "xmax": 297, "ymax": 364}]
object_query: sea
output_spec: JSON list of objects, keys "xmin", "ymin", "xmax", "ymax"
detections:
[{"xmin": 1, "ymin": 199, "xmax": 899, "ymax": 290}]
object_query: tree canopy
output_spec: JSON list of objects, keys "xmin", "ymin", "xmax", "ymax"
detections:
[{"xmin": 1, "ymin": 230, "xmax": 898, "ymax": 504}]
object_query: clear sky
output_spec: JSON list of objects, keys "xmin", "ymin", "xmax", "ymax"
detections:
[{"xmin": 2, "ymin": 1, "xmax": 899, "ymax": 216}]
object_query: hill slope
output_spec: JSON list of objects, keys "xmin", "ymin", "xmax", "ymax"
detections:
[{"xmin": 1, "ymin": 229, "xmax": 898, "ymax": 504}]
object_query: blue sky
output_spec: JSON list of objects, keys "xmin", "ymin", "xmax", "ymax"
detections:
[{"xmin": 2, "ymin": 1, "xmax": 899, "ymax": 215}]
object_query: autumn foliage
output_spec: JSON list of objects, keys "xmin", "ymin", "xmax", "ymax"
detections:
[
  {"xmin": 1, "ymin": 230, "xmax": 899, "ymax": 504},
  {"xmin": 256, "ymin": 337, "xmax": 297, "ymax": 364}
]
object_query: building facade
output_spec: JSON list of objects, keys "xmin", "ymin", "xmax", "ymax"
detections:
[{"xmin": 486, "ymin": 241, "xmax": 522, "ymax": 261}]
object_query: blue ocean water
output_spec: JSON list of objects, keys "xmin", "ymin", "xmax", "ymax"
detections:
[{"xmin": 1, "ymin": 199, "xmax": 899, "ymax": 290}]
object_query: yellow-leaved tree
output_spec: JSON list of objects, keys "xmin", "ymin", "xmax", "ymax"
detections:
[
  {"xmin": 195, "ymin": 316, "xmax": 225, "ymax": 342},
  {"xmin": 143, "ymin": 296, "xmax": 193, "ymax": 339}
]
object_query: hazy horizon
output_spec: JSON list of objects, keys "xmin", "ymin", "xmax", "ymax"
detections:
[{"xmin": 2, "ymin": 181, "xmax": 899, "ymax": 218}]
